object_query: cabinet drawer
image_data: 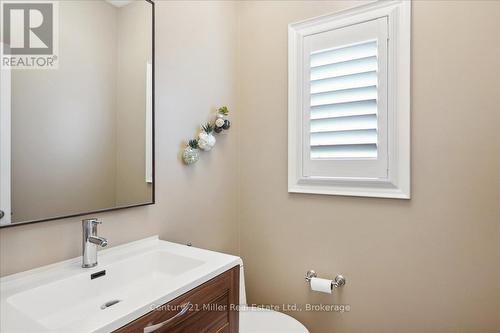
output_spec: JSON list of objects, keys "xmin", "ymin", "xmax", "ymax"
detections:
[{"xmin": 114, "ymin": 266, "xmax": 239, "ymax": 333}]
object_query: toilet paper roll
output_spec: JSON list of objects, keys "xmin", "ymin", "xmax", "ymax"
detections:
[{"xmin": 310, "ymin": 277, "xmax": 333, "ymax": 294}]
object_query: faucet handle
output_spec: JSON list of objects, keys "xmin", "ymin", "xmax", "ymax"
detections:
[{"xmin": 82, "ymin": 218, "xmax": 101, "ymax": 226}]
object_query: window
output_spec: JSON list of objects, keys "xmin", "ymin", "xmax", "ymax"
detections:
[{"xmin": 288, "ymin": 1, "xmax": 411, "ymax": 199}]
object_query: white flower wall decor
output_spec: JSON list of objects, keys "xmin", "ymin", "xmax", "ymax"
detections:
[{"xmin": 182, "ymin": 106, "xmax": 231, "ymax": 165}]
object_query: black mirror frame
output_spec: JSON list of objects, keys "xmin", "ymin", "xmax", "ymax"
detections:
[{"xmin": 1, "ymin": 0, "xmax": 155, "ymax": 229}]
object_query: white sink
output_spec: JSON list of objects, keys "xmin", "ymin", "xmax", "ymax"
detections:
[{"xmin": 0, "ymin": 236, "xmax": 241, "ymax": 333}]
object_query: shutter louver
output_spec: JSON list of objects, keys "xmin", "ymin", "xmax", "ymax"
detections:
[{"xmin": 309, "ymin": 40, "xmax": 378, "ymax": 159}]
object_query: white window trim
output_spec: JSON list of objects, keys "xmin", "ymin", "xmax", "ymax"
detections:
[
  {"xmin": 288, "ymin": 0, "xmax": 411, "ymax": 199},
  {"xmin": 0, "ymin": 47, "xmax": 12, "ymax": 225},
  {"xmin": 145, "ymin": 61, "xmax": 153, "ymax": 184}
]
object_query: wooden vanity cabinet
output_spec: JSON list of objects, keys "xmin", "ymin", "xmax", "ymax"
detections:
[{"xmin": 113, "ymin": 266, "xmax": 239, "ymax": 333}]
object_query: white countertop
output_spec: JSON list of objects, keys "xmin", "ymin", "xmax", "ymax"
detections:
[{"xmin": 0, "ymin": 236, "xmax": 242, "ymax": 333}]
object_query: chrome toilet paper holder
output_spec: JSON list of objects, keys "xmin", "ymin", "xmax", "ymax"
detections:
[{"xmin": 305, "ymin": 270, "xmax": 346, "ymax": 288}]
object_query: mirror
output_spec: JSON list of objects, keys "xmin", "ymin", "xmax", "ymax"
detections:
[{"xmin": 0, "ymin": 0, "xmax": 155, "ymax": 226}]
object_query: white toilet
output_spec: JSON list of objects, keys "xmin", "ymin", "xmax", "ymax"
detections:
[{"xmin": 239, "ymin": 265, "xmax": 309, "ymax": 333}]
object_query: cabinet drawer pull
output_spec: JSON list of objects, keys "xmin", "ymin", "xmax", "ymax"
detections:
[{"xmin": 143, "ymin": 302, "xmax": 192, "ymax": 333}]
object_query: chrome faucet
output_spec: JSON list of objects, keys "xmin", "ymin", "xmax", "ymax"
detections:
[{"xmin": 82, "ymin": 218, "xmax": 108, "ymax": 268}]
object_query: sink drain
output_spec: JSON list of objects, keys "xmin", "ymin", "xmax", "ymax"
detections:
[{"xmin": 101, "ymin": 299, "xmax": 122, "ymax": 310}]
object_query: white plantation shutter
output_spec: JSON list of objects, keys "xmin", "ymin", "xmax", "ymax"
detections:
[
  {"xmin": 310, "ymin": 41, "xmax": 378, "ymax": 160},
  {"xmin": 288, "ymin": 1, "xmax": 411, "ymax": 198},
  {"xmin": 302, "ymin": 17, "xmax": 389, "ymax": 179}
]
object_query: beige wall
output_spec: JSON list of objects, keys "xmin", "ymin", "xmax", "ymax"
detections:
[
  {"xmin": 1, "ymin": 1, "xmax": 499, "ymax": 333},
  {"xmin": 0, "ymin": 0, "xmax": 239, "ymax": 274},
  {"xmin": 151, "ymin": 0, "xmax": 239, "ymax": 254},
  {"xmin": 115, "ymin": 1, "xmax": 153, "ymax": 206},
  {"xmin": 10, "ymin": 1, "xmax": 155, "ymax": 223},
  {"xmin": 11, "ymin": 1, "xmax": 118, "ymax": 222},
  {"xmin": 238, "ymin": 1, "xmax": 500, "ymax": 333}
]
